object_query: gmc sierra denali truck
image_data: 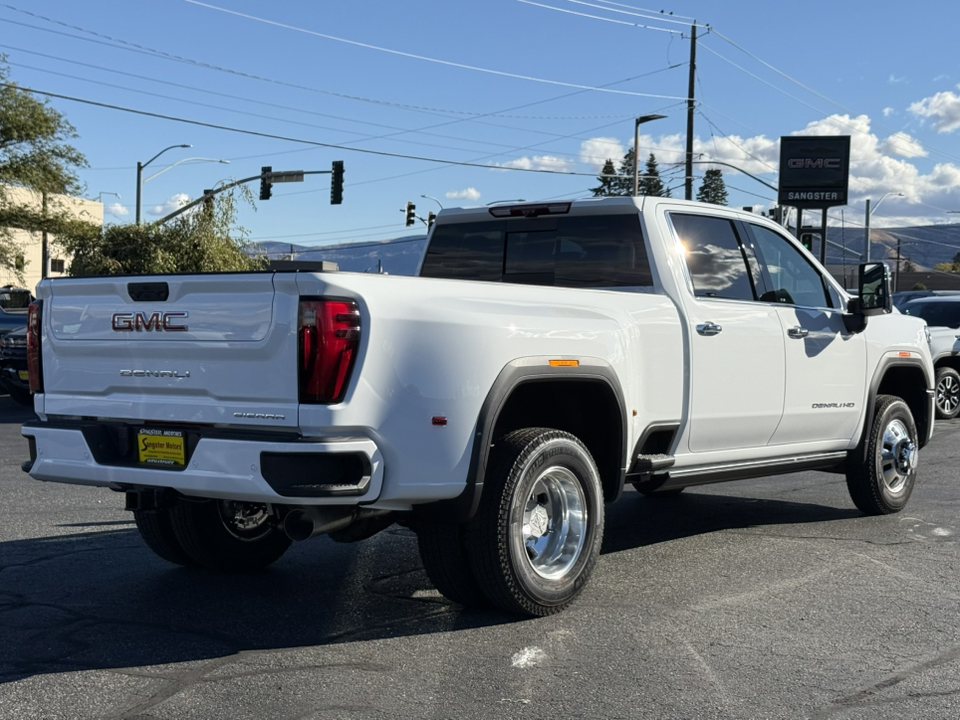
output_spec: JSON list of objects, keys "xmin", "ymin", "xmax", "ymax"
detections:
[{"xmin": 21, "ymin": 197, "xmax": 935, "ymax": 617}]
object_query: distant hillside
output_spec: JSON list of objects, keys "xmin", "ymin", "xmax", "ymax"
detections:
[
  {"xmin": 252, "ymin": 235, "xmax": 428, "ymax": 276},
  {"xmin": 820, "ymin": 224, "xmax": 960, "ymax": 270}
]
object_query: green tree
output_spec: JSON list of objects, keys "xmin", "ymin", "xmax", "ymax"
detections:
[
  {"xmin": 696, "ymin": 167, "xmax": 729, "ymax": 205},
  {"xmin": 0, "ymin": 57, "xmax": 97, "ymax": 276},
  {"xmin": 60, "ymin": 186, "xmax": 266, "ymax": 276},
  {"xmin": 590, "ymin": 149, "xmax": 670, "ymax": 197},
  {"xmin": 590, "ymin": 159, "xmax": 619, "ymax": 197},
  {"xmin": 641, "ymin": 153, "xmax": 669, "ymax": 197}
]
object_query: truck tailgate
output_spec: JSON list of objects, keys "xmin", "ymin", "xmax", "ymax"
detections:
[{"xmin": 39, "ymin": 273, "xmax": 301, "ymax": 427}]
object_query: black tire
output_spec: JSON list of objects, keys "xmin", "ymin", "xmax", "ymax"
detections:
[
  {"xmin": 416, "ymin": 522, "xmax": 489, "ymax": 608},
  {"xmin": 934, "ymin": 367, "xmax": 960, "ymax": 420},
  {"xmin": 7, "ymin": 385, "xmax": 32, "ymax": 407},
  {"xmin": 133, "ymin": 507, "xmax": 197, "ymax": 567},
  {"xmin": 846, "ymin": 395, "xmax": 919, "ymax": 515},
  {"xmin": 170, "ymin": 499, "xmax": 292, "ymax": 571},
  {"xmin": 465, "ymin": 428, "xmax": 604, "ymax": 617}
]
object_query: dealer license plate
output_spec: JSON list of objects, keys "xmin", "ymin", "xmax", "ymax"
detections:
[
  {"xmin": 17, "ymin": 370, "xmax": 28, "ymax": 381},
  {"xmin": 137, "ymin": 429, "xmax": 185, "ymax": 467}
]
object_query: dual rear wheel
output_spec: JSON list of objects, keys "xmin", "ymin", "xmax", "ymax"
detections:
[
  {"xmin": 417, "ymin": 428, "xmax": 604, "ymax": 617},
  {"xmin": 133, "ymin": 498, "xmax": 291, "ymax": 571}
]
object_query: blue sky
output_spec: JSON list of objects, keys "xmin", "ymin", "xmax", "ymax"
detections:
[{"xmin": 3, "ymin": 0, "xmax": 959, "ymax": 250}]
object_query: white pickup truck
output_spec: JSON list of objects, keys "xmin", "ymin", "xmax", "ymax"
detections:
[
  {"xmin": 22, "ymin": 197, "xmax": 935, "ymax": 616},
  {"xmin": 900, "ymin": 296, "xmax": 960, "ymax": 420}
]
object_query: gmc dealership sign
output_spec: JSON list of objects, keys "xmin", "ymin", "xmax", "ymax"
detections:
[{"xmin": 778, "ymin": 136, "xmax": 850, "ymax": 208}]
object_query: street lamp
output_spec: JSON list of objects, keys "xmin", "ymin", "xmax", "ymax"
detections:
[
  {"xmin": 420, "ymin": 194, "xmax": 443, "ymax": 210},
  {"xmin": 863, "ymin": 192, "xmax": 904, "ymax": 262},
  {"xmin": 136, "ymin": 144, "xmax": 191, "ymax": 224},
  {"xmin": 143, "ymin": 158, "xmax": 230, "ymax": 184},
  {"xmin": 633, "ymin": 114, "xmax": 667, "ymax": 196}
]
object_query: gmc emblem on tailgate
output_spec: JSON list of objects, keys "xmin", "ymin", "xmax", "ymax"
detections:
[{"xmin": 112, "ymin": 312, "xmax": 189, "ymax": 332}]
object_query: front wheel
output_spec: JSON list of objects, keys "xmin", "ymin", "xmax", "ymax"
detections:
[
  {"xmin": 170, "ymin": 499, "xmax": 292, "ymax": 571},
  {"xmin": 846, "ymin": 395, "xmax": 919, "ymax": 515},
  {"xmin": 935, "ymin": 367, "xmax": 960, "ymax": 420},
  {"xmin": 465, "ymin": 428, "xmax": 604, "ymax": 617}
]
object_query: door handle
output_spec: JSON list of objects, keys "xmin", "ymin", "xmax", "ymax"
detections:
[
  {"xmin": 787, "ymin": 326, "xmax": 809, "ymax": 339},
  {"xmin": 696, "ymin": 322, "xmax": 723, "ymax": 336}
]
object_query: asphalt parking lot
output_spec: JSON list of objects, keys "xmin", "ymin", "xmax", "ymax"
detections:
[{"xmin": 2, "ymin": 397, "xmax": 960, "ymax": 720}]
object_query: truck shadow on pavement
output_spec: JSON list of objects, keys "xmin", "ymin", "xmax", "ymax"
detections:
[{"xmin": 0, "ymin": 491, "xmax": 862, "ymax": 685}]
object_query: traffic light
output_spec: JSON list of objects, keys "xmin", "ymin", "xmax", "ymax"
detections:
[
  {"xmin": 202, "ymin": 188, "xmax": 214, "ymax": 217},
  {"xmin": 427, "ymin": 211, "xmax": 436, "ymax": 229},
  {"xmin": 800, "ymin": 233, "xmax": 815, "ymax": 252},
  {"xmin": 405, "ymin": 201, "xmax": 416, "ymax": 227},
  {"xmin": 259, "ymin": 166, "xmax": 273, "ymax": 201},
  {"xmin": 330, "ymin": 160, "xmax": 344, "ymax": 205}
]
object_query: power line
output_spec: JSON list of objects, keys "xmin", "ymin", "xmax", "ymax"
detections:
[
  {"xmin": 516, "ymin": 0, "xmax": 682, "ymax": 33},
  {"xmin": 181, "ymin": 0, "xmax": 689, "ymax": 100},
  {"xmin": 4, "ymin": 43, "xmax": 651, "ymax": 153},
  {"xmin": 0, "ymin": 82, "xmax": 633, "ymax": 178},
  {"xmin": 0, "ymin": 6, "xmax": 683, "ymax": 122}
]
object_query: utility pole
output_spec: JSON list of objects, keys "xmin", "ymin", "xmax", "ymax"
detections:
[
  {"xmin": 895, "ymin": 238, "xmax": 901, "ymax": 292},
  {"xmin": 41, "ymin": 192, "xmax": 48, "ymax": 279},
  {"xmin": 820, "ymin": 208, "xmax": 828, "ymax": 265},
  {"xmin": 863, "ymin": 198, "xmax": 872, "ymax": 263},
  {"xmin": 684, "ymin": 21, "xmax": 697, "ymax": 201}
]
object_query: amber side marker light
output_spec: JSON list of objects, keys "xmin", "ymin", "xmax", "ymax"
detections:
[
  {"xmin": 549, "ymin": 360, "xmax": 579, "ymax": 367},
  {"xmin": 898, "ymin": 352, "xmax": 912, "ymax": 358}
]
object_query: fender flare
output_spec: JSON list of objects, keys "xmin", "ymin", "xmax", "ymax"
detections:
[
  {"xmin": 413, "ymin": 356, "xmax": 627, "ymax": 524},
  {"xmin": 854, "ymin": 356, "xmax": 934, "ymax": 465}
]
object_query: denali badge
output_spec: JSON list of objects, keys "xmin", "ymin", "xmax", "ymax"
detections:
[
  {"xmin": 120, "ymin": 369, "xmax": 191, "ymax": 378},
  {"xmin": 112, "ymin": 312, "xmax": 188, "ymax": 332}
]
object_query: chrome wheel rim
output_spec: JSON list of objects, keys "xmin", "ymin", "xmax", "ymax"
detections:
[
  {"xmin": 516, "ymin": 466, "xmax": 587, "ymax": 580},
  {"xmin": 217, "ymin": 501, "xmax": 273, "ymax": 541},
  {"xmin": 937, "ymin": 374, "xmax": 960, "ymax": 416},
  {"xmin": 879, "ymin": 419, "xmax": 916, "ymax": 495}
]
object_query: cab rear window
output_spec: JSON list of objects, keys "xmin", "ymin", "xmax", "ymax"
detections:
[{"xmin": 420, "ymin": 214, "xmax": 652, "ymax": 288}]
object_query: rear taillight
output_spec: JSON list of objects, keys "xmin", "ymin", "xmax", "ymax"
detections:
[
  {"xmin": 298, "ymin": 299, "xmax": 361, "ymax": 404},
  {"xmin": 27, "ymin": 301, "xmax": 43, "ymax": 394}
]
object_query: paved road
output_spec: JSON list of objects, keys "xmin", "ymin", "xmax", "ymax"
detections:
[{"xmin": 2, "ymin": 399, "xmax": 960, "ymax": 720}]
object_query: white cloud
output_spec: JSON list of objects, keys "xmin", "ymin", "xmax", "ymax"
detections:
[
  {"xmin": 888, "ymin": 74, "xmax": 907, "ymax": 84},
  {"xmin": 882, "ymin": 107, "xmax": 895, "ymax": 117},
  {"xmin": 579, "ymin": 137, "xmax": 625, "ymax": 170},
  {"xmin": 446, "ymin": 188, "xmax": 481, "ymax": 201},
  {"xmin": 881, "ymin": 132, "xmax": 927, "ymax": 158},
  {"xmin": 909, "ymin": 86, "xmax": 960, "ymax": 133},
  {"xmin": 498, "ymin": 155, "xmax": 572, "ymax": 173},
  {"xmin": 106, "ymin": 203, "xmax": 129, "ymax": 218},
  {"xmin": 148, "ymin": 193, "xmax": 191, "ymax": 216}
]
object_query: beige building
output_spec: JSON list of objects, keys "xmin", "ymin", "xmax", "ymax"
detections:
[{"xmin": 0, "ymin": 186, "xmax": 104, "ymax": 293}]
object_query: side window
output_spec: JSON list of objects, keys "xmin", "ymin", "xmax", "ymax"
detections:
[
  {"xmin": 747, "ymin": 224, "xmax": 832, "ymax": 308},
  {"xmin": 671, "ymin": 213, "xmax": 755, "ymax": 301}
]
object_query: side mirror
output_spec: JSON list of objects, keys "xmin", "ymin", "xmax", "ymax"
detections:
[
  {"xmin": 844, "ymin": 262, "xmax": 892, "ymax": 333},
  {"xmin": 858, "ymin": 262, "xmax": 893, "ymax": 315}
]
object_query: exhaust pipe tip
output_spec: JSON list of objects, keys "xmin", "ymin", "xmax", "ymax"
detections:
[{"xmin": 283, "ymin": 509, "xmax": 317, "ymax": 542}]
